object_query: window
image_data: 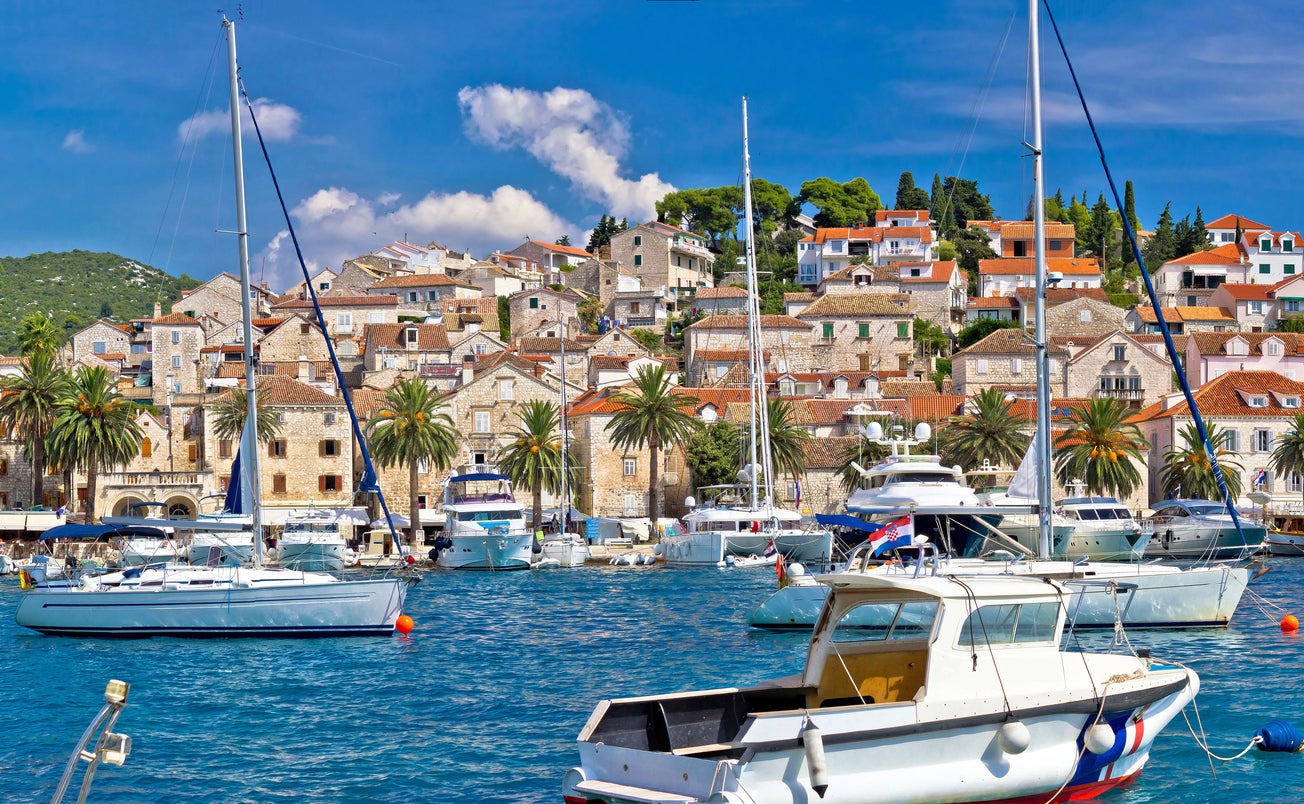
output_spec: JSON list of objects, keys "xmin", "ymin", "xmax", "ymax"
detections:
[
  {"xmin": 858, "ymin": 322, "xmax": 870, "ymax": 339},
  {"xmin": 141, "ymin": 438, "xmax": 152, "ymax": 458},
  {"xmin": 623, "ymin": 493, "xmax": 638, "ymax": 516},
  {"xmin": 1289, "ymin": 301, "xmax": 1302, "ymax": 313},
  {"xmin": 1221, "ymin": 232, "xmax": 1234, "ymax": 242},
  {"xmin": 1285, "ymin": 396, "xmax": 1301, "ymax": 409},
  {"xmin": 1262, "ymin": 238, "xmax": 1273, "ymax": 252},
  {"xmin": 408, "ymin": 291, "xmax": 418, "ymax": 303},
  {"xmin": 896, "ymin": 322, "xmax": 909, "ymax": 338},
  {"xmin": 336, "ymin": 312, "xmax": 353, "ymax": 332},
  {"xmin": 220, "ymin": 474, "xmax": 231, "ymax": 492},
  {"xmin": 634, "ymin": 255, "xmax": 643, "ymax": 267},
  {"xmin": 529, "ymin": 297, "xmax": 539, "ymax": 309},
  {"xmin": 0, "ymin": 459, "xmax": 7, "ymax": 476},
  {"xmin": 273, "ymin": 474, "xmax": 287, "ymax": 494},
  {"xmin": 369, "ymin": 311, "xmax": 384, "ymax": 324},
  {"xmin": 1286, "ymin": 240, "xmax": 1295, "ymax": 253},
  {"xmin": 1080, "ymin": 309, "xmax": 1092, "ymax": 323},
  {"xmin": 1250, "ymin": 301, "xmax": 1265, "ymax": 315},
  {"xmin": 1289, "ymin": 265, "xmax": 1298, "ymax": 275},
  {"xmin": 319, "ymin": 475, "xmax": 342, "ymax": 493},
  {"xmin": 171, "ymin": 330, "xmax": 181, "ymax": 344},
  {"xmin": 1225, "ymin": 430, "xmax": 1240, "ymax": 452},
  {"xmin": 1291, "ymin": 473, "xmax": 1304, "ymax": 494},
  {"xmin": 623, "ymin": 458, "xmax": 636, "ymax": 476},
  {"xmin": 822, "ymin": 322, "xmax": 834, "ymax": 340},
  {"xmin": 172, "ymin": 354, "xmax": 182, "ymax": 369},
  {"xmin": 630, "ymin": 301, "xmax": 641, "ymax": 314},
  {"xmin": 325, "ymin": 412, "xmax": 336, "ymax": 425},
  {"xmin": 633, "ymin": 235, "xmax": 642, "ymax": 246},
  {"xmin": 1113, "ymin": 345, "xmax": 1126, "ymax": 361},
  {"xmin": 1011, "ymin": 358, "xmax": 1022, "ymax": 375},
  {"xmin": 187, "ymin": 444, "xmax": 197, "ymax": 462},
  {"xmin": 1249, "ymin": 395, "xmax": 1269, "ymax": 408},
  {"xmin": 957, "ymin": 603, "xmax": 1058, "ymax": 645},
  {"xmin": 1255, "ymin": 429, "xmax": 1272, "ymax": 452},
  {"xmin": 321, "ymin": 439, "xmax": 339, "ymax": 457},
  {"xmin": 318, "ymin": 281, "xmax": 330, "ymax": 291},
  {"xmin": 269, "ymin": 439, "xmax": 287, "ymax": 457},
  {"xmin": 830, "ymin": 601, "xmax": 939, "ymax": 643},
  {"xmin": 976, "ymin": 358, "xmax": 989, "ymax": 375},
  {"xmin": 93, "ymin": 341, "xmax": 106, "ymax": 354},
  {"xmin": 1260, "ymin": 263, "xmax": 1271, "ymax": 275},
  {"xmin": 499, "ymin": 380, "xmax": 514, "ymax": 401},
  {"xmin": 1128, "ymin": 377, "xmax": 1141, "ymax": 391},
  {"xmin": 474, "ymin": 411, "xmax": 491, "ymax": 432},
  {"xmin": 1268, "ymin": 341, "xmax": 1283, "ymax": 356},
  {"xmin": 675, "ymin": 256, "xmax": 682, "ymax": 267},
  {"xmin": 219, "ymin": 440, "xmax": 232, "ymax": 458}
]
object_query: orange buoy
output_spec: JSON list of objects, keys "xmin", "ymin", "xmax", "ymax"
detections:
[
  {"xmin": 395, "ymin": 614, "xmax": 415, "ymax": 635},
  {"xmin": 1282, "ymin": 615, "xmax": 1299, "ymax": 633}
]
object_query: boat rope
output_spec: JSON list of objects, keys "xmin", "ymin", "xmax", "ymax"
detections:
[
  {"xmin": 827, "ymin": 641, "xmax": 868, "ymax": 707},
  {"xmin": 1239, "ymin": 585, "xmax": 1292, "ymax": 623},
  {"xmin": 1180, "ymin": 688, "xmax": 1261, "ymax": 773},
  {"xmin": 1038, "ymin": 678, "xmax": 1116, "ymax": 804},
  {"xmin": 1039, "ymin": 0, "xmax": 1252, "ymax": 553},
  {"xmin": 239, "ymin": 80, "xmax": 407, "ymax": 559}
]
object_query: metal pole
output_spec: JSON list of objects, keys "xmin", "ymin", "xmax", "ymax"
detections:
[{"xmin": 1029, "ymin": 0, "xmax": 1054, "ymax": 559}]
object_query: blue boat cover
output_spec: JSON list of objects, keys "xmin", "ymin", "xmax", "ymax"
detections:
[
  {"xmin": 815, "ymin": 513, "xmax": 884, "ymax": 534},
  {"xmin": 39, "ymin": 524, "xmax": 120, "ymax": 540},
  {"xmin": 449, "ymin": 472, "xmax": 508, "ymax": 484}
]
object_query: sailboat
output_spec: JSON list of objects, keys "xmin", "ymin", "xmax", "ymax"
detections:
[
  {"xmin": 751, "ymin": 4, "xmax": 1254, "ymax": 631},
  {"xmin": 538, "ymin": 333, "xmax": 591, "ymax": 568},
  {"xmin": 662, "ymin": 97, "xmax": 833, "ymax": 568},
  {"xmin": 13, "ymin": 17, "xmax": 415, "ymax": 637}
]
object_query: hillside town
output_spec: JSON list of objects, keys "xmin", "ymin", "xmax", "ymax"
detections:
[{"xmin": 2, "ymin": 208, "xmax": 1302, "ymax": 539}]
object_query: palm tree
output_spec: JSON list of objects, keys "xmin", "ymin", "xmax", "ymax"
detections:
[
  {"xmin": 209, "ymin": 389, "xmax": 284, "ymax": 444},
  {"xmin": 605, "ymin": 364, "xmax": 699, "ymax": 523},
  {"xmin": 45, "ymin": 365, "xmax": 145, "ymax": 523},
  {"xmin": 17, "ymin": 313, "xmax": 61, "ymax": 360},
  {"xmin": 0, "ymin": 352, "xmax": 70, "ymax": 509},
  {"xmin": 937, "ymin": 387, "xmax": 1031, "ymax": 475},
  {"xmin": 365, "ymin": 377, "xmax": 459, "ymax": 545},
  {"xmin": 1160, "ymin": 422, "xmax": 1244, "ymax": 502},
  {"xmin": 1053, "ymin": 398, "xmax": 1148, "ymax": 499},
  {"xmin": 496, "ymin": 400, "xmax": 581, "ymax": 532},
  {"xmin": 1270, "ymin": 413, "xmax": 1304, "ymax": 503},
  {"xmin": 759, "ymin": 397, "xmax": 812, "ymax": 497}
]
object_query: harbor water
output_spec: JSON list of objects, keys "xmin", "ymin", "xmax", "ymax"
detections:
[{"xmin": 1, "ymin": 559, "xmax": 1301, "ymax": 803}]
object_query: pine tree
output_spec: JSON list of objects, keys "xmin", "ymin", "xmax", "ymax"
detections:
[
  {"xmin": 1192, "ymin": 206, "xmax": 1209, "ymax": 251},
  {"xmin": 1143, "ymin": 202, "xmax": 1177, "ymax": 272},
  {"xmin": 895, "ymin": 171, "xmax": 930, "ymax": 211},
  {"xmin": 929, "ymin": 173, "xmax": 945, "ymax": 218}
]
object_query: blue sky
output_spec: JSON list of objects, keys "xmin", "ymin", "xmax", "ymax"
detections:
[{"xmin": 3, "ymin": 0, "xmax": 1302, "ymax": 293}]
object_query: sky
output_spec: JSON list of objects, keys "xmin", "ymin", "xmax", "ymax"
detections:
[{"xmin": 3, "ymin": 0, "xmax": 1303, "ymax": 294}]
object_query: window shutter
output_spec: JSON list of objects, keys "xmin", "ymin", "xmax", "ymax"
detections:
[
  {"xmin": 319, "ymin": 475, "xmax": 327, "ymax": 493},
  {"xmin": 188, "ymin": 444, "xmax": 197, "ymax": 462}
]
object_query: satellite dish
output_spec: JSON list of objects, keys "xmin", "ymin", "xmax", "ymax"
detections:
[
  {"xmin": 915, "ymin": 422, "xmax": 931, "ymax": 442},
  {"xmin": 864, "ymin": 421, "xmax": 884, "ymax": 441},
  {"xmin": 684, "ymin": 495, "xmax": 696, "ymax": 508},
  {"xmin": 737, "ymin": 468, "xmax": 752, "ymax": 482}
]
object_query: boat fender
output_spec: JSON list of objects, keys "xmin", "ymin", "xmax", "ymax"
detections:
[
  {"xmin": 801, "ymin": 717, "xmax": 828, "ymax": 799},
  {"xmin": 998, "ymin": 720, "xmax": 1031, "ymax": 754},
  {"xmin": 1256, "ymin": 720, "xmax": 1304, "ymax": 752},
  {"xmin": 1085, "ymin": 723, "xmax": 1116, "ymax": 755}
]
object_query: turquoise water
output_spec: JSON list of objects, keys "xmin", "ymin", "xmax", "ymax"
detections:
[{"xmin": 1, "ymin": 560, "xmax": 1301, "ymax": 803}]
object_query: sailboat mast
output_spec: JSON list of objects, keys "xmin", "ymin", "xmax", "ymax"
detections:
[
  {"xmin": 560, "ymin": 322, "xmax": 568, "ymax": 528},
  {"xmin": 740, "ymin": 97, "xmax": 768, "ymax": 510},
  {"xmin": 224, "ymin": 17, "xmax": 264, "ymax": 566},
  {"xmin": 1029, "ymin": 0, "xmax": 1053, "ymax": 559}
]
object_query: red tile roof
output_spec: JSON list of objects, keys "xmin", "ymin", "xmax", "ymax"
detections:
[
  {"xmin": 153, "ymin": 312, "xmax": 201, "ymax": 326},
  {"xmin": 364, "ymin": 323, "xmax": 452, "ymax": 351},
  {"xmin": 978, "ymin": 257, "xmax": 1101, "ymax": 276},
  {"xmin": 1215, "ymin": 283, "xmax": 1274, "ymax": 302},
  {"xmin": 274, "ymin": 295, "xmax": 399, "ymax": 309},
  {"xmin": 1165, "ymin": 243, "xmax": 1245, "ymax": 265},
  {"xmin": 367, "ymin": 274, "xmax": 477, "ymax": 290},
  {"xmin": 1137, "ymin": 370, "xmax": 1304, "ymax": 421},
  {"xmin": 1204, "ymin": 214, "xmax": 1272, "ymax": 231},
  {"xmin": 527, "ymin": 240, "xmax": 593, "ymax": 258},
  {"xmin": 685, "ymin": 314, "xmax": 808, "ymax": 330}
]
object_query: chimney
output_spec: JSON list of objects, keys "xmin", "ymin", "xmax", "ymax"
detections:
[
  {"xmin": 462, "ymin": 358, "xmax": 475, "ymax": 385},
  {"xmin": 598, "ymin": 245, "xmax": 611, "ymax": 261},
  {"xmin": 153, "ymin": 302, "xmax": 162, "ymax": 319},
  {"xmin": 298, "ymin": 355, "xmax": 310, "ymax": 382}
]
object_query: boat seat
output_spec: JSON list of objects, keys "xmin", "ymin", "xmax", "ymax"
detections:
[{"xmin": 811, "ymin": 649, "xmax": 927, "ymax": 708}]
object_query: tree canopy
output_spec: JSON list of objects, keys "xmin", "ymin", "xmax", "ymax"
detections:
[
  {"xmin": 894, "ymin": 171, "xmax": 931, "ymax": 211},
  {"xmin": 797, "ymin": 177, "xmax": 882, "ymax": 228}
]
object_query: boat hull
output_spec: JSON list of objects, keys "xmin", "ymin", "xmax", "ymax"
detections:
[
  {"xmin": 750, "ymin": 561, "xmax": 1250, "ymax": 630},
  {"xmin": 565, "ymin": 674, "xmax": 1195, "ymax": 804},
  {"xmin": 14, "ymin": 574, "xmax": 407, "ymax": 637},
  {"xmin": 1266, "ymin": 531, "xmax": 1304, "ymax": 556},
  {"xmin": 277, "ymin": 541, "xmax": 348, "ymax": 572},
  {"xmin": 658, "ymin": 531, "xmax": 726, "ymax": 567},
  {"xmin": 437, "ymin": 533, "xmax": 533, "ymax": 570},
  {"xmin": 540, "ymin": 538, "xmax": 590, "ymax": 568},
  {"xmin": 1152, "ymin": 522, "xmax": 1266, "ymax": 558}
]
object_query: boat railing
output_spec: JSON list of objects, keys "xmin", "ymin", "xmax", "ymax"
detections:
[{"xmin": 1062, "ymin": 578, "xmax": 1139, "ymax": 640}]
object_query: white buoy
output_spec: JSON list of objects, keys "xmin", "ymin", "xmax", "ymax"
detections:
[
  {"xmin": 801, "ymin": 717, "xmax": 828, "ymax": 798},
  {"xmin": 1085, "ymin": 723, "xmax": 1116, "ymax": 754},
  {"xmin": 998, "ymin": 720, "xmax": 1030, "ymax": 754}
]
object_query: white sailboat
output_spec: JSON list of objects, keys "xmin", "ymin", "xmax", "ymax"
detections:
[
  {"xmin": 538, "ymin": 329, "xmax": 591, "ymax": 568},
  {"xmin": 13, "ymin": 17, "xmax": 415, "ymax": 637},
  {"xmin": 663, "ymin": 97, "xmax": 833, "ymax": 568}
]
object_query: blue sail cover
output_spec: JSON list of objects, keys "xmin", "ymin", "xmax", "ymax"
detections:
[
  {"xmin": 223, "ymin": 449, "xmax": 245, "ymax": 515},
  {"xmin": 815, "ymin": 513, "xmax": 884, "ymax": 534}
]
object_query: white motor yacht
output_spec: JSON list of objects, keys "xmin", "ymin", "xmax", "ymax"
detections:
[
  {"xmin": 437, "ymin": 471, "xmax": 533, "ymax": 570},
  {"xmin": 665, "ymin": 485, "xmax": 832, "ymax": 568},
  {"xmin": 276, "ymin": 510, "xmax": 349, "ymax": 572},
  {"xmin": 1148, "ymin": 499, "xmax": 1266, "ymax": 558}
]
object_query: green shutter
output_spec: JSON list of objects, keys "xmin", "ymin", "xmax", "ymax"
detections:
[
  {"xmin": 858, "ymin": 322, "xmax": 870, "ymax": 338},
  {"xmin": 529, "ymin": 297, "xmax": 538, "ymax": 309},
  {"xmin": 1285, "ymin": 240, "xmax": 1295, "ymax": 252},
  {"xmin": 634, "ymin": 255, "xmax": 642, "ymax": 266},
  {"xmin": 1262, "ymin": 239, "xmax": 1272, "ymax": 251},
  {"xmin": 634, "ymin": 235, "xmax": 642, "ymax": 246},
  {"xmin": 1289, "ymin": 265, "xmax": 1298, "ymax": 275},
  {"xmin": 1261, "ymin": 263, "xmax": 1271, "ymax": 274},
  {"xmin": 822, "ymin": 322, "xmax": 833, "ymax": 339},
  {"xmin": 897, "ymin": 322, "xmax": 909, "ymax": 338}
]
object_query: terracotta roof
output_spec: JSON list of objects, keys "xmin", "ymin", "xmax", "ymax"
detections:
[
  {"xmin": 1215, "ymin": 283, "xmax": 1274, "ymax": 302},
  {"xmin": 880, "ymin": 380, "xmax": 940, "ymax": 397},
  {"xmin": 783, "ymin": 292, "xmax": 816, "ymax": 303},
  {"xmin": 797, "ymin": 294, "xmax": 911, "ymax": 317},
  {"xmin": 898, "ymin": 260, "xmax": 959, "ymax": 284},
  {"xmin": 367, "ymin": 274, "xmax": 477, "ymax": 290},
  {"xmin": 153, "ymin": 312, "xmax": 201, "ymax": 326},
  {"xmin": 1188, "ymin": 331, "xmax": 1304, "ymax": 356},
  {"xmin": 978, "ymin": 258, "xmax": 1101, "ymax": 276},
  {"xmin": 874, "ymin": 209, "xmax": 930, "ymax": 224},
  {"xmin": 1165, "ymin": 243, "xmax": 1245, "ymax": 266},
  {"xmin": 1011, "ymin": 287, "xmax": 1112, "ymax": 306},
  {"xmin": 524, "ymin": 239, "xmax": 591, "ymax": 258},
  {"xmin": 822, "ymin": 263, "xmax": 898, "ymax": 283},
  {"xmin": 1136, "ymin": 371, "xmax": 1304, "ymax": 421},
  {"xmin": 905, "ymin": 395, "xmax": 966, "ymax": 422},
  {"xmin": 693, "ymin": 349, "xmax": 763, "ymax": 362},
  {"xmin": 273, "ymin": 295, "xmax": 399, "ymax": 309},
  {"xmin": 1131, "ymin": 333, "xmax": 1189, "ymax": 354},
  {"xmin": 694, "ymin": 286, "xmax": 750, "ymax": 299},
  {"xmin": 684, "ymin": 314, "xmax": 808, "ymax": 330},
  {"xmin": 805, "ymin": 226, "xmax": 934, "ymax": 245},
  {"xmin": 465, "ymin": 350, "xmax": 543, "ymax": 378},
  {"xmin": 968, "ymin": 297, "xmax": 1019, "ymax": 309},
  {"xmin": 635, "ymin": 221, "xmax": 711, "ymax": 242},
  {"xmin": 214, "ymin": 375, "xmax": 342, "ymax": 406},
  {"xmin": 1205, "ymin": 214, "xmax": 1272, "ymax": 231},
  {"xmin": 956, "ymin": 328, "xmax": 1068, "ymax": 357},
  {"xmin": 989, "ymin": 221, "xmax": 1076, "ymax": 240},
  {"xmin": 350, "ymin": 388, "xmax": 388, "ymax": 419},
  {"xmin": 252, "ymin": 318, "xmax": 284, "ymax": 329},
  {"xmin": 365, "ymin": 323, "xmax": 452, "ymax": 351},
  {"xmin": 804, "ymin": 435, "xmax": 863, "ymax": 470},
  {"xmin": 518, "ymin": 337, "xmax": 588, "ymax": 353},
  {"xmin": 589, "ymin": 355, "xmax": 677, "ymax": 371},
  {"xmin": 1133, "ymin": 306, "xmax": 1235, "ymax": 324}
]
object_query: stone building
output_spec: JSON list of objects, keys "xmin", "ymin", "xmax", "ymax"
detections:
[
  {"xmin": 1058, "ymin": 330, "xmax": 1174, "ymax": 409},
  {"xmin": 70, "ymin": 321, "xmax": 132, "ymax": 367},
  {"xmin": 172, "ymin": 273, "xmax": 274, "ymax": 322},
  {"xmin": 508, "ymin": 287, "xmax": 581, "ymax": 343},
  {"xmin": 517, "ymin": 336, "xmax": 589, "ymax": 389},
  {"xmin": 684, "ymin": 314, "xmax": 814, "ymax": 380},
  {"xmin": 952, "ymin": 328, "xmax": 1066, "ymax": 397},
  {"xmin": 796, "ymin": 293, "xmax": 914, "ymax": 373},
  {"xmin": 565, "ymin": 258, "xmax": 635, "ymax": 308},
  {"xmin": 608, "ymin": 222, "xmax": 716, "ymax": 307},
  {"xmin": 271, "ymin": 295, "xmax": 400, "ymax": 341},
  {"xmin": 366, "ymin": 273, "xmax": 482, "ymax": 311},
  {"xmin": 150, "ymin": 312, "xmax": 206, "ymax": 406}
]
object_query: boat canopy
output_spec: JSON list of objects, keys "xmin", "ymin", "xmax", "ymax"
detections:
[
  {"xmin": 814, "ymin": 513, "xmax": 883, "ymax": 534},
  {"xmin": 40, "ymin": 523, "xmax": 167, "ymax": 540},
  {"xmin": 449, "ymin": 472, "xmax": 509, "ymax": 484}
]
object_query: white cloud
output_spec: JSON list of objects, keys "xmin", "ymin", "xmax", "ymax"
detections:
[
  {"xmin": 254, "ymin": 185, "xmax": 576, "ymax": 293},
  {"xmin": 178, "ymin": 98, "xmax": 302, "ymax": 143},
  {"xmin": 62, "ymin": 129, "xmax": 92, "ymax": 153},
  {"xmin": 458, "ymin": 84, "xmax": 674, "ymax": 221}
]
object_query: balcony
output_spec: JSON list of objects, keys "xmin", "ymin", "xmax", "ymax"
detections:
[
  {"xmin": 1094, "ymin": 387, "xmax": 1144, "ymax": 401},
  {"xmin": 671, "ymin": 238, "xmax": 713, "ymax": 259},
  {"xmin": 417, "ymin": 363, "xmax": 460, "ymax": 378},
  {"xmin": 100, "ymin": 471, "xmax": 211, "ymax": 490}
]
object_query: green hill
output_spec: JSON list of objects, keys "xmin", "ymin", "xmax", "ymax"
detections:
[{"xmin": 0, "ymin": 251, "xmax": 203, "ymax": 356}]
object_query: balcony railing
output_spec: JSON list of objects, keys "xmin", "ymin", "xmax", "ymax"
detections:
[
  {"xmin": 100, "ymin": 471, "xmax": 210, "ymax": 489},
  {"xmin": 672, "ymin": 239, "xmax": 713, "ymax": 258},
  {"xmin": 1094, "ymin": 388, "xmax": 1144, "ymax": 401}
]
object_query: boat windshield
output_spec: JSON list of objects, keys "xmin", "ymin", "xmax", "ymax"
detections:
[
  {"xmin": 286, "ymin": 522, "xmax": 339, "ymax": 534},
  {"xmin": 1070, "ymin": 508, "xmax": 1130, "ymax": 521},
  {"xmin": 1184, "ymin": 502, "xmax": 1227, "ymax": 517},
  {"xmin": 830, "ymin": 601, "xmax": 939, "ymax": 643},
  {"xmin": 455, "ymin": 510, "xmax": 520, "ymax": 522}
]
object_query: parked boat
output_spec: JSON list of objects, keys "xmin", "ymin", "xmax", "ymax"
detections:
[
  {"xmin": 539, "ymin": 532, "xmax": 590, "ymax": 568},
  {"xmin": 13, "ymin": 17, "xmax": 415, "ymax": 638},
  {"xmin": 354, "ymin": 528, "xmax": 404, "ymax": 569},
  {"xmin": 657, "ymin": 98, "xmax": 832, "ymax": 569},
  {"xmin": 566, "ymin": 556, "xmax": 1198, "ymax": 803},
  {"xmin": 114, "ymin": 528, "xmax": 183, "ymax": 567},
  {"xmin": 1148, "ymin": 499, "xmax": 1266, "ymax": 558},
  {"xmin": 276, "ymin": 510, "xmax": 349, "ymax": 571},
  {"xmin": 1265, "ymin": 511, "xmax": 1304, "ymax": 556},
  {"xmin": 437, "ymin": 471, "xmax": 533, "ymax": 570}
]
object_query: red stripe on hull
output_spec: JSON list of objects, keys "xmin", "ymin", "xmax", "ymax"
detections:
[{"xmin": 960, "ymin": 769, "xmax": 1142, "ymax": 803}]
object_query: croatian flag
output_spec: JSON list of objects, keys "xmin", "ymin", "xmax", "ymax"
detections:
[
  {"xmin": 870, "ymin": 515, "xmax": 914, "ymax": 556},
  {"xmin": 1254, "ymin": 469, "xmax": 1267, "ymax": 488},
  {"xmin": 763, "ymin": 540, "xmax": 777, "ymax": 558}
]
